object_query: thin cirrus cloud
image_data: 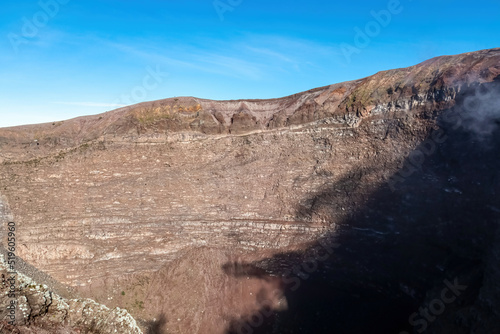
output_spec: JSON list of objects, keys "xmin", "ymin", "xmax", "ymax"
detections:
[
  {"xmin": 191, "ymin": 52, "xmax": 265, "ymax": 80},
  {"xmin": 103, "ymin": 34, "xmax": 339, "ymax": 81},
  {"xmin": 52, "ymin": 101, "xmax": 127, "ymax": 108},
  {"xmin": 107, "ymin": 41, "xmax": 267, "ymax": 80},
  {"xmin": 244, "ymin": 46, "xmax": 295, "ymax": 63}
]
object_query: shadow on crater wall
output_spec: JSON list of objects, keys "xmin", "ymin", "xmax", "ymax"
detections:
[
  {"xmin": 145, "ymin": 314, "xmax": 168, "ymax": 334},
  {"xmin": 224, "ymin": 80, "xmax": 500, "ymax": 334}
]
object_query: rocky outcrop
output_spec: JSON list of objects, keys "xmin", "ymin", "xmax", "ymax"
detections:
[
  {"xmin": 0, "ymin": 48, "xmax": 499, "ymax": 333},
  {"xmin": 0, "ymin": 254, "xmax": 142, "ymax": 333}
]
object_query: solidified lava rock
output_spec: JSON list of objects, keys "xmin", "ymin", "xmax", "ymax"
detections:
[{"xmin": 0, "ymin": 48, "xmax": 499, "ymax": 334}]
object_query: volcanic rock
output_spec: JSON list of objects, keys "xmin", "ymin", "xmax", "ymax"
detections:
[{"xmin": 0, "ymin": 48, "xmax": 499, "ymax": 333}]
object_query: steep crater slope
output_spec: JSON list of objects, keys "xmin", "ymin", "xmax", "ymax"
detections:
[
  {"xmin": 0, "ymin": 48, "xmax": 499, "ymax": 333},
  {"xmin": 226, "ymin": 79, "xmax": 500, "ymax": 334}
]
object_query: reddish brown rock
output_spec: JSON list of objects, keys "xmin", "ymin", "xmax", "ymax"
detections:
[{"xmin": 0, "ymin": 48, "xmax": 499, "ymax": 334}]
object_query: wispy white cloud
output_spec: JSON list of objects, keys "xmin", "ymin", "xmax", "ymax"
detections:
[
  {"xmin": 192, "ymin": 52, "xmax": 265, "ymax": 80},
  {"xmin": 105, "ymin": 41, "xmax": 266, "ymax": 80},
  {"xmin": 241, "ymin": 34, "xmax": 341, "ymax": 58},
  {"xmin": 245, "ymin": 46, "xmax": 294, "ymax": 63},
  {"xmin": 235, "ymin": 34, "xmax": 342, "ymax": 73},
  {"xmin": 98, "ymin": 34, "xmax": 340, "ymax": 81},
  {"xmin": 47, "ymin": 32, "xmax": 343, "ymax": 88},
  {"xmin": 52, "ymin": 101, "xmax": 127, "ymax": 107}
]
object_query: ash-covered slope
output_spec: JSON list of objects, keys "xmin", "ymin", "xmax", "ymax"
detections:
[{"xmin": 0, "ymin": 48, "xmax": 499, "ymax": 334}]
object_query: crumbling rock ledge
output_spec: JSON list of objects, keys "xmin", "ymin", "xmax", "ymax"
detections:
[{"xmin": 0, "ymin": 254, "xmax": 142, "ymax": 334}]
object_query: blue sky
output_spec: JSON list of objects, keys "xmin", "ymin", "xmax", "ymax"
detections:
[{"xmin": 1, "ymin": 0, "xmax": 499, "ymax": 127}]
